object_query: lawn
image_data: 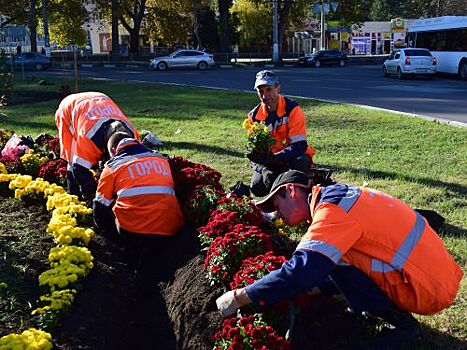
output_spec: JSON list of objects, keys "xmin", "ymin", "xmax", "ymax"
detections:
[{"xmin": 1, "ymin": 76, "xmax": 466, "ymax": 345}]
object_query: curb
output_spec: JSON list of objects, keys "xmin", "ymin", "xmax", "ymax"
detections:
[{"xmin": 288, "ymin": 94, "xmax": 467, "ymax": 128}]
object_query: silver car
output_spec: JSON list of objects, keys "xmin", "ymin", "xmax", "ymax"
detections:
[
  {"xmin": 149, "ymin": 50, "xmax": 215, "ymax": 71},
  {"xmin": 383, "ymin": 48, "xmax": 437, "ymax": 79}
]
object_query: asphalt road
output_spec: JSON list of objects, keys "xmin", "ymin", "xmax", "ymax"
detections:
[{"xmin": 45, "ymin": 64, "xmax": 467, "ymax": 124}]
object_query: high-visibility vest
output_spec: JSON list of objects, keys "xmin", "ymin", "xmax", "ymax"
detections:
[
  {"xmin": 297, "ymin": 184, "xmax": 463, "ymax": 315},
  {"xmin": 94, "ymin": 139, "xmax": 184, "ymax": 236},
  {"xmin": 55, "ymin": 92, "xmax": 139, "ymax": 169},
  {"xmin": 248, "ymin": 95, "xmax": 315, "ymax": 160}
]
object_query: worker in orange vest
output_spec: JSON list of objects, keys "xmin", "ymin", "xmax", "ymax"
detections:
[
  {"xmin": 93, "ymin": 131, "xmax": 184, "ymax": 239},
  {"xmin": 55, "ymin": 91, "xmax": 140, "ymax": 199},
  {"xmin": 247, "ymin": 70, "xmax": 316, "ymax": 197},
  {"xmin": 217, "ymin": 170, "xmax": 462, "ymax": 349}
]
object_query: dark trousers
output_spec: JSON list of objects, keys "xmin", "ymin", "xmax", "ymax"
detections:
[
  {"xmin": 327, "ymin": 265, "xmax": 396, "ymax": 313},
  {"xmin": 250, "ymin": 155, "xmax": 312, "ymax": 197},
  {"xmin": 66, "ymin": 170, "xmax": 81, "ymax": 197},
  {"xmin": 328, "ymin": 265, "xmax": 422, "ymax": 348}
]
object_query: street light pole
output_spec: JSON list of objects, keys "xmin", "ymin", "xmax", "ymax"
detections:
[
  {"xmin": 320, "ymin": 5, "xmax": 325, "ymax": 50},
  {"xmin": 272, "ymin": 0, "xmax": 279, "ymax": 64}
]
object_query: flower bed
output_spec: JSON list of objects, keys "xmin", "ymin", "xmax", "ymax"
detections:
[{"xmin": 1, "ymin": 131, "xmax": 291, "ymax": 349}]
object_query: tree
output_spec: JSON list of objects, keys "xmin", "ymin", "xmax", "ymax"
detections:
[
  {"xmin": 39, "ymin": 0, "xmax": 87, "ymax": 47},
  {"xmin": 232, "ymin": 0, "xmax": 309, "ymax": 57},
  {"xmin": 111, "ymin": 0, "xmax": 120, "ymax": 54},
  {"xmin": 231, "ymin": 0, "xmax": 271, "ymax": 50},
  {"xmin": 119, "ymin": 0, "xmax": 148, "ymax": 53},
  {"xmin": 144, "ymin": 0, "xmax": 192, "ymax": 46},
  {"xmin": 369, "ymin": 0, "xmax": 467, "ymax": 20},
  {"xmin": 217, "ymin": 0, "xmax": 234, "ymax": 53}
]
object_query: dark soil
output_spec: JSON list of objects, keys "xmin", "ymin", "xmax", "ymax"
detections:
[{"xmin": 1, "ymin": 196, "xmax": 466, "ymax": 349}]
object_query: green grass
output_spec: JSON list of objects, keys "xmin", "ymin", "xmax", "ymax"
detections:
[{"xmin": 1, "ymin": 76, "xmax": 466, "ymax": 343}]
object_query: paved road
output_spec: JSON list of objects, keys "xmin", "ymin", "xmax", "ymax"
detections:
[{"xmin": 46, "ymin": 65, "xmax": 467, "ymax": 124}]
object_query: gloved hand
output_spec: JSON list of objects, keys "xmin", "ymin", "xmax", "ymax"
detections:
[
  {"xmin": 246, "ymin": 150, "xmax": 272, "ymax": 165},
  {"xmin": 263, "ymin": 155, "xmax": 287, "ymax": 172},
  {"xmin": 216, "ymin": 290, "xmax": 241, "ymax": 317}
]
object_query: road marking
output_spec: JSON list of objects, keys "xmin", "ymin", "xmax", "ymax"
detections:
[{"xmin": 373, "ymin": 85, "xmax": 462, "ymax": 94}]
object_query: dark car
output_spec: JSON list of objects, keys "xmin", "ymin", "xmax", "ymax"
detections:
[
  {"xmin": 298, "ymin": 50, "xmax": 349, "ymax": 68},
  {"xmin": 8, "ymin": 52, "xmax": 52, "ymax": 71}
]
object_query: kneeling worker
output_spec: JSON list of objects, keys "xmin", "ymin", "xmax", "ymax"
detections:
[
  {"xmin": 217, "ymin": 170, "xmax": 462, "ymax": 349},
  {"xmin": 247, "ymin": 70, "xmax": 316, "ymax": 197},
  {"xmin": 93, "ymin": 132, "xmax": 185, "ymax": 255}
]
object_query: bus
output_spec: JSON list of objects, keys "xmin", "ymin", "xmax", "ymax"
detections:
[{"xmin": 407, "ymin": 16, "xmax": 467, "ymax": 80}]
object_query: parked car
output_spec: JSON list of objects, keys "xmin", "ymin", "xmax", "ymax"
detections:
[
  {"xmin": 149, "ymin": 50, "xmax": 215, "ymax": 71},
  {"xmin": 7, "ymin": 52, "xmax": 52, "ymax": 71},
  {"xmin": 297, "ymin": 50, "xmax": 349, "ymax": 68},
  {"xmin": 383, "ymin": 48, "xmax": 437, "ymax": 79}
]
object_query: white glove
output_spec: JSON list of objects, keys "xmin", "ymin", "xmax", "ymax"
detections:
[{"xmin": 216, "ymin": 290, "xmax": 240, "ymax": 317}]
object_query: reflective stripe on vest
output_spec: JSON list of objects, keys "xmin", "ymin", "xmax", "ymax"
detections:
[
  {"xmin": 73, "ymin": 155, "xmax": 93, "ymax": 169},
  {"xmin": 71, "ymin": 96, "xmax": 110, "ymax": 127},
  {"xmin": 337, "ymin": 186, "xmax": 361, "ymax": 212},
  {"xmin": 117, "ymin": 185, "xmax": 175, "ymax": 198},
  {"xmin": 109, "ymin": 151, "xmax": 167, "ymax": 171},
  {"xmin": 267, "ymin": 116, "xmax": 289, "ymax": 132},
  {"xmin": 289, "ymin": 134, "xmax": 307, "ymax": 143},
  {"xmin": 95, "ymin": 192, "xmax": 113, "ymax": 206},
  {"xmin": 371, "ymin": 211, "xmax": 426, "ymax": 272},
  {"xmin": 85, "ymin": 117, "xmax": 136, "ymax": 140},
  {"xmin": 296, "ymin": 239, "xmax": 343, "ymax": 264}
]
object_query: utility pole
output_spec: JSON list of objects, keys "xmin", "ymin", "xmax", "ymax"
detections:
[
  {"xmin": 320, "ymin": 5, "xmax": 325, "ymax": 50},
  {"xmin": 42, "ymin": 0, "xmax": 50, "ymax": 56},
  {"xmin": 272, "ymin": 0, "xmax": 279, "ymax": 64}
]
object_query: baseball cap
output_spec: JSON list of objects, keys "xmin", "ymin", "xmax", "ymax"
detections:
[
  {"xmin": 254, "ymin": 70, "xmax": 279, "ymax": 89},
  {"xmin": 255, "ymin": 170, "xmax": 312, "ymax": 213}
]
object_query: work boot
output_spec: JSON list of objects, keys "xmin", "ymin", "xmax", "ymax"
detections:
[{"xmin": 359, "ymin": 308, "xmax": 422, "ymax": 349}]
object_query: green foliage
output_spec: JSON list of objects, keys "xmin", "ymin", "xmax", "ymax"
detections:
[
  {"xmin": 369, "ymin": 0, "xmax": 467, "ymax": 21},
  {"xmin": 0, "ymin": 50, "xmax": 13, "ymax": 106},
  {"xmin": 40, "ymin": 0, "xmax": 88, "ymax": 46},
  {"xmin": 231, "ymin": 0, "xmax": 271, "ymax": 49}
]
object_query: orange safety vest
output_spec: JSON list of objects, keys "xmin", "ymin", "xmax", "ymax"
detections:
[
  {"xmin": 55, "ymin": 92, "xmax": 140, "ymax": 168},
  {"xmin": 248, "ymin": 95, "xmax": 315, "ymax": 160},
  {"xmin": 94, "ymin": 139, "xmax": 184, "ymax": 235},
  {"xmin": 298, "ymin": 184, "xmax": 462, "ymax": 315}
]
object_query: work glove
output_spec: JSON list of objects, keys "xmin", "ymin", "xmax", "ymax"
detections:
[
  {"xmin": 246, "ymin": 150, "xmax": 272, "ymax": 165},
  {"xmin": 264, "ymin": 156, "xmax": 288, "ymax": 172},
  {"xmin": 216, "ymin": 290, "xmax": 241, "ymax": 317}
]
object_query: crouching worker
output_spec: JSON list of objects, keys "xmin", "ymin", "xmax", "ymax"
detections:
[
  {"xmin": 217, "ymin": 170, "xmax": 463, "ymax": 349},
  {"xmin": 247, "ymin": 70, "xmax": 316, "ymax": 197},
  {"xmin": 93, "ymin": 132, "xmax": 186, "ymax": 276},
  {"xmin": 55, "ymin": 92, "xmax": 140, "ymax": 200}
]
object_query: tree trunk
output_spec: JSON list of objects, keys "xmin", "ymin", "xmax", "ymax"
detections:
[
  {"xmin": 111, "ymin": 0, "xmax": 120, "ymax": 55},
  {"xmin": 218, "ymin": 0, "xmax": 231, "ymax": 53},
  {"xmin": 119, "ymin": 0, "xmax": 147, "ymax": 53},
  {"xmin": 277, "ymin": 0, "xmax": 293, "ymax": 62},
  {"xmin": 29, "ymin": 0, "xmax": 37, "ymax": 52},
  {"xmin": 192, "ymin": 0, "xmax": 202, "ymax": 48}
]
